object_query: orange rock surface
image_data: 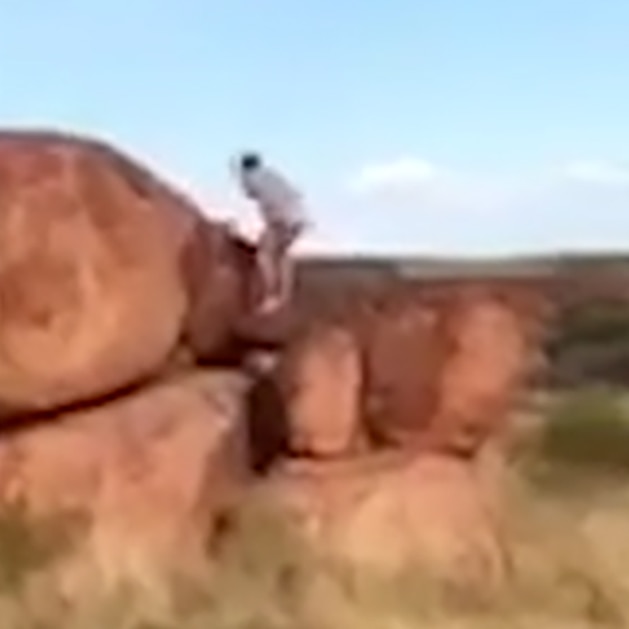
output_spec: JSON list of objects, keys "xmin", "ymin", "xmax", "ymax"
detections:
[
  {"xmin": 0, "ymin": 370, "xmax": 249, "ymax": 579},
  {"xmin": 262, "ymin": 453, "xmax": 507, "ymax": 587},
  {"xmin": 0, "ymin": 131, "xmax": 255, "ymax": 417},
  {"xmin": 0, "ymin": 131, "xmax": 195, "ymax": 415},
  {"xmin": 281, "ymin": 325, "xmax": 364, "ymax": 457}
]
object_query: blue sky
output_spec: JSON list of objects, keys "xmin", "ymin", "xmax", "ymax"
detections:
[{"xmin": 1, "ymin": 0, "xmax": 629, "ymax": 255}]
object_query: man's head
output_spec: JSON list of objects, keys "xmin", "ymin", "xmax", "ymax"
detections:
[{"xmin": 239, "ymin": 152, "xmax": 262, "ymax": 172}]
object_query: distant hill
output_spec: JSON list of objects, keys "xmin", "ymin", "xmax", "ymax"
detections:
[
  {"xmin": 296, "ymin": 253, "xmax": 629, "ymax": 307},
  {"xmin": 299, "ymin": 252, "xmax": 629, "ymax": 280}
]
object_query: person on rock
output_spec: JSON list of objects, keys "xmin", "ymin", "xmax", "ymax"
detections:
[{"xmin": 233, "ymin": 152, "xmax": 308, "ymax": 314}]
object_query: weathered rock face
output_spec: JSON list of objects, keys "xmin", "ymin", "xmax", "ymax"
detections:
[
  {"xmin": 362, "ymin": 301, "xmax": 445, "ymax": 447},
  {"xmin": 423, "ymin": 289, "xmax": 539, "ymax": 456},
  {"xmin": 0, "ymin": 370, "xmax": 250, "ymax": 580},
  {"xmin": 180, "ymin": 221, "xmax": 256, "ymax": 362},
  {"xmin": 281, "ymin": 325, "xmax": 365, "ymax": 458},
  {"xmin": 0, "ymin": 132, "xmax": 198, "ymax": 416},
  {"xmin": 257, "ymin": 285, "xmax": 544, "ymax": 587},
  {"xmin": 360, "ymin": 287, "xmax": 540, "ymax": 456},
  {"xmin": 0, "ymin": 129, "xmax": 550, "ymax": 596},
  {"xmin": 0, "ymin": 131, "xmax": 256, "ymax": 418},
  {"xmin": 262, "ymin": 453, "xmax": 507, "ymax": 587}
]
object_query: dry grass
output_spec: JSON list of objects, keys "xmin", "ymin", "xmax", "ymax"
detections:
[
  {"xmin": 2, "ymin": 486, "xmax": 629, "ymax": 628},
  {"xmin": 1, "ymin": 390, "xmax": 629, "ymax": 627}
]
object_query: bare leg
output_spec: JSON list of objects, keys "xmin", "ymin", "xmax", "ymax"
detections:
[
  {"xmin": 277, "ymin": 245, "xmax": 295, "ymax": 305},
  {"xmin": 256, "ymin": 227, "xmax": 282, "ymax": 313},
  {"xmin": 255, "ymin": 220, "xmax": 303, "ymax": 313},
  {"xmin": 272, "ymin": 220, "xmax": 304, "ymax": 308}
]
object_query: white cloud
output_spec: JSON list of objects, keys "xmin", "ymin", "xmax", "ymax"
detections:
[
  {"xmin": 347, "ymin": 157, "xmax": 524, "ymax": 214},
  {"xmin": 330, "ymin": 155, "xmax": 629, "ymax": 254},
  {"xmin": 560, "ymin": 160, "xmax": 629, "ymax": 186},
  {"xmin": 348, "ymin": 157, "xmax": 438, "ymax": 194},
  {"xmin": 347, "ymin": 156, "xmax": 629, "ymax": 214}
]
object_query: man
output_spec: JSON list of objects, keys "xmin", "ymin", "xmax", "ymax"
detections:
[{"xmin": 233, "ymin": 152, "xmax": 308, "ymax": 313}]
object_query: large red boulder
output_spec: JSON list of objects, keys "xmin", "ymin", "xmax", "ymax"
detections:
[
  {"xmin": 362, "ymin": 299, "xmax": 445, "ymax": 447},
  {"xmin": 423, "ymin": 288, "xmax": 542, "ymax": 456},
  {"xmin": 280, "ymin": 324, "xmax": 365, "ymax": 458},
  {"xmin": 180, "ymin": 220, "xmax": 256, "ymax": 362},
  {"xmin": 0, "ymin": 369, "xmax": 250, "ymax": 582},
  {"xmin": 0, "ymin": 130, "xmax": 252, "ymax": 417},
  {"xmin": 361, "ymin": 286, "xmax": 543, "ymax": 456},
  {"xmin": 261, "ymin": 453, "xmax": 508, "ymax": 587}
]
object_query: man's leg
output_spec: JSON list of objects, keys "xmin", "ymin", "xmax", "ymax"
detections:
[
  {"xmin": 277, "ymin": 251, "xmax": 294, "ymax": 306},
  {"xmin": 256, "ymin": 225, "xmax": 282, "ymax": 313},
  {"xmin": 256, "ymin": 219, "xmax": 303, "ymax": 313},
  {"xmin": 276, "ymin": 222, "xmax": 303, "ymax": 306}
]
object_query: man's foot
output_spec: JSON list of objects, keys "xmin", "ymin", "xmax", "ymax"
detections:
[
  {"xmin": 256, "ymin": 294, "xmax": 283, "ymax": 315},
  {"xmin": 245, "ymin": 350, "xmax": 279, "ymax": 375}
]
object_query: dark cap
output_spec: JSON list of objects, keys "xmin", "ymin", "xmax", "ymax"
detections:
[{"xmin": 240, "ymin": 152, "xmax": 262, "ymax": 171}]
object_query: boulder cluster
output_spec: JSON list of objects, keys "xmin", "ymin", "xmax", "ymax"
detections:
[{"xmin": 0, "ymin": 130, "xmax": 547, "ymax": 587}]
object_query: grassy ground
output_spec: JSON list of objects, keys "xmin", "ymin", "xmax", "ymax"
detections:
[{"xmin": 1, "ymin": 387, "xmax": 629, "ymax": 628}]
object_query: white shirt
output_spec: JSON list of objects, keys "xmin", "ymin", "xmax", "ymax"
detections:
[{"xmin": 239, "ymin": 165, "xmax": 305, "ymax": 227}]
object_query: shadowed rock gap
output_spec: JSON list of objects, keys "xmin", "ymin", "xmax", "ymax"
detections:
[{"xmin": 245, "ymin": 368, "xmax": 290, "ymax": 474}]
